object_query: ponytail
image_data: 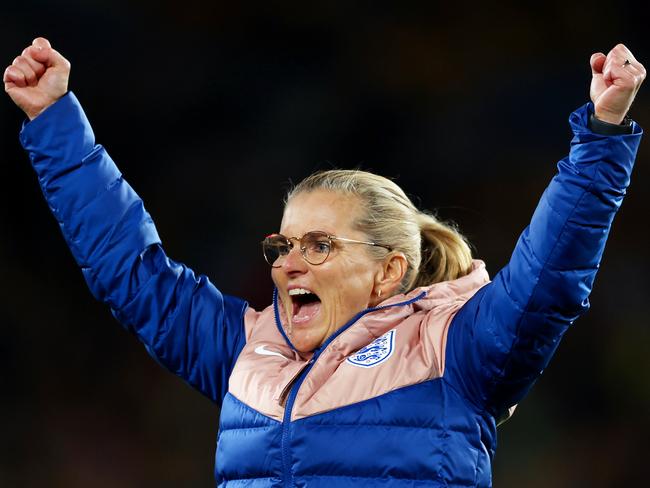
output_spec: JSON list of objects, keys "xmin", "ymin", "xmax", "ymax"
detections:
[{"xmin": 409, "ymin": 212, "xmax": 473, "ymax": 289}]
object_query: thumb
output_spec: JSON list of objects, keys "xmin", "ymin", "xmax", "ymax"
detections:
[{"xmin": 590, "ymin": 52, "xmax": 606, "ymax": 75}]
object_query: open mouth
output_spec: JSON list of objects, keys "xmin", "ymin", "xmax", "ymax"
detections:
[{"xmin": 289, "ymin": 288, "xmax": 322, "ymax": 325}]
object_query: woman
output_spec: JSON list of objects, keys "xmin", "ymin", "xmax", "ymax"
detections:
[{"xmin": 4, "ymin": 38, "xmax": 645, "ymax": 487}]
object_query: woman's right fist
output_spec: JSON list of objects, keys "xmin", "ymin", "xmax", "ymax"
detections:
[{"xmin": 3, "ymin": 37, "xmax": 70, "ymax": 120}]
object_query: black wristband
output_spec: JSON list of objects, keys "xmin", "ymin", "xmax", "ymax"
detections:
[{"xmin": 589, "ymin": 113, "xmax": 634, "ymax": 135}]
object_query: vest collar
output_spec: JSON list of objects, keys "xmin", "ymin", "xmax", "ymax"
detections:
[{"xmin": 273, "ymin": 260, "xmax": 490, "ymax": 355}]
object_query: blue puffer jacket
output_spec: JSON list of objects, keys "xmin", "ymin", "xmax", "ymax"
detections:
[{"xmin": 20, "ymin": 93, "xmax": 641, "ymax": 487}]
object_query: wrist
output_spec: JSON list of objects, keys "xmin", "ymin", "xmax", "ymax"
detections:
[
  {"xmin": 593, "ymin": 109, "xmax": 624, "ymax": 125},
  {"xmin": 24, "ymin": 94, "xmax": 66, "ymax": 121},
  {"xmin": 589, "ymin": 112, "xmax": 633, "ymax": 135}
]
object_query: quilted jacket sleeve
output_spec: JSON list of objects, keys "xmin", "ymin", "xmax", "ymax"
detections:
[
  {"xmin": 444, "ymin": 103, "xmax": 643, "ymax": 420},
  {"xmin": 19, "ymin": 92, "xmax": 247, "ymax": 405}
]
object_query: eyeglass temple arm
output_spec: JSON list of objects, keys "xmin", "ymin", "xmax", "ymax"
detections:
[{"xmin": 330, "ymin": 235, "xmax": 392, "ymax": 251}]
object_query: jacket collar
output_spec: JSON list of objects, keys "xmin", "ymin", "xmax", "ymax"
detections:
[{"xmin": 273, "ymin": 260, "xmax": 490, "ymax": 354}]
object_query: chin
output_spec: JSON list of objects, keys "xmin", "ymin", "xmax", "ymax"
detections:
[
  {"xmin": 293, "ymin": 343, "xmax": 316, "ymax": 354},
  {"xmin": 289, "ymin": 327, "xmax": 326, "ymax": 353},
  {"xmin": 289, "ymin": 339, "xmax": 315, "ymax": 353}
]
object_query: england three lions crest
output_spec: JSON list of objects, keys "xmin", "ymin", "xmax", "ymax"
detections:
[{"xmin": 346, "ymin": 330, "xmax": 396, "ymax": 368}]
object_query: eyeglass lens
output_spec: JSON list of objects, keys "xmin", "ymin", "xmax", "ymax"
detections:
[{"xmin": 263, "ymin": 232, "xmax": 332, "ymax": 267}]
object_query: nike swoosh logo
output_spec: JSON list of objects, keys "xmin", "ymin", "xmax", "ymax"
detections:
[{"xmin": 254, "ymin": 345, "xmax": 287, "ymax": 359}]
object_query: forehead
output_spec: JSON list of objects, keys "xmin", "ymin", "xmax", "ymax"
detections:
[{"xmin": 281, "ymin": 190, "xmax": 362, "ymax": 236}]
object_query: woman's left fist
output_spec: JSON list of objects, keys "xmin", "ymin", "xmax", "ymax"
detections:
[{"xmin": 590, "ymin": 44, "xmax": 645, "ymax": 125}]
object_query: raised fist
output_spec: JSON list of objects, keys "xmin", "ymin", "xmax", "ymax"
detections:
[
  {"xmin": 3, "ymin": 37, "xmax": 70, "ymax": 120},
  {"xmin": 590, "ymin": 44, "xmax": 646, "ymax": 125}
]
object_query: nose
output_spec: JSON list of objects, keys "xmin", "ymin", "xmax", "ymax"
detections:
[{"xmin": 281, "ymin": 244, "xmax": 308, "ymax": 275}]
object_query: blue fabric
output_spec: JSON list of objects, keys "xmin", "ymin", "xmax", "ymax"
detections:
[
  {"xmin": 219, "ymin": 381, "xmax": 493, "ymax": 487},
  {"xmin": 20, "ymin": 92, "xmax": 248, "ymax": 404},
  {"xmin": 21, "ymin": 94, "xmax": 642, "ymax": 487},
  {"xmin": 444, "ymin": 103, "xmax": 642, "ymax": 422}
]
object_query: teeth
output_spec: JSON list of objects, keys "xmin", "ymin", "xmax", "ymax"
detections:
[{"xmin": 289, "ymin": 288, "xmax": 313, "ymax": 296}]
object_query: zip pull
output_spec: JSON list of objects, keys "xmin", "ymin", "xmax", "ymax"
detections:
[{"xmin": 278, "ymin": 359, "xmax": 314, "ymax": 407}]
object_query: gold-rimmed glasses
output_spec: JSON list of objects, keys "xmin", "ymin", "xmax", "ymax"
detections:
[{"xmin": 262, "ymin": 230, "xmax": 392, "ymax": 267}]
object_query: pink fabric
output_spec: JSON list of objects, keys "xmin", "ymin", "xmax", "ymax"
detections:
[{"xmin": 229, "ymin": 261, "xmax": 490, "ymax": 421}]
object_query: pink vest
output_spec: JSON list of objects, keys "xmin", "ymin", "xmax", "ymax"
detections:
[{"xmin": 229, "ymin": 261, "xmax": 490, "ymax": 421}]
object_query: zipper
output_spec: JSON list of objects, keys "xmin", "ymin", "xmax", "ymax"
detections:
[
  {"xmin": 281, "ymin": 357, "xmax": 315, "ymax": 487},
  {"xmin": 278, "ymin": 360, "xmax": 313, "ymax": 407},
  {"xmin": 276, "ymin": 290, "xmax": 426, "ymax": 487}
]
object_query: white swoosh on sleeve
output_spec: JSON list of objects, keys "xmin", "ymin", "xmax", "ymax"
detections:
[{"xmin": 254, "ymin": 345, "xmax": 287, "ymax": 359}]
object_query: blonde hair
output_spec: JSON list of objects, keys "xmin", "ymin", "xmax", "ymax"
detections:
[{"xmin": 286, "ymin": 169, "xmax": 473, "ymax": 292}]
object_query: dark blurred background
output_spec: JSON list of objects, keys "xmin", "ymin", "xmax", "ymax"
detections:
[{"xmin": 1, "ymin": 1, "xmax": 649, "ymax": 486}]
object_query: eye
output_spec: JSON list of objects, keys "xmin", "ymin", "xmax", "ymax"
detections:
[
  {"xmin": 308, "ymin": 239, "xmax": 331, "ymax": 254},
  {"xmin": 265, "ymin": 235, "xmax": 291, "ymax": 255},
  {"xmin": 276, "ymin": 243, "xmax": 291, "ymax": 256}
]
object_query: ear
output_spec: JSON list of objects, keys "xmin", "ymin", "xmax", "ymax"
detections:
[{"xmin": 370, "ymin": 252, "xmax": 408, "ymax": 306}]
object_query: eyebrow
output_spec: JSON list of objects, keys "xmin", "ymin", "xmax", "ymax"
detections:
[{"xmin": 277, "ymin": 229, "xmax": 335, "ymax": 238}]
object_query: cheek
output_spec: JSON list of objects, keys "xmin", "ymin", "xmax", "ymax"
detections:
[
  {"xmin": 323, "ymin": 260, "xmax": 375, "ymax": 308},
  {"xmin": 347, "ymin": 276, "xmax": 374, "ymax": 306},
  {"xmin": 270, "ymin": 268, "xmax": 283, "ymax": 287}
]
